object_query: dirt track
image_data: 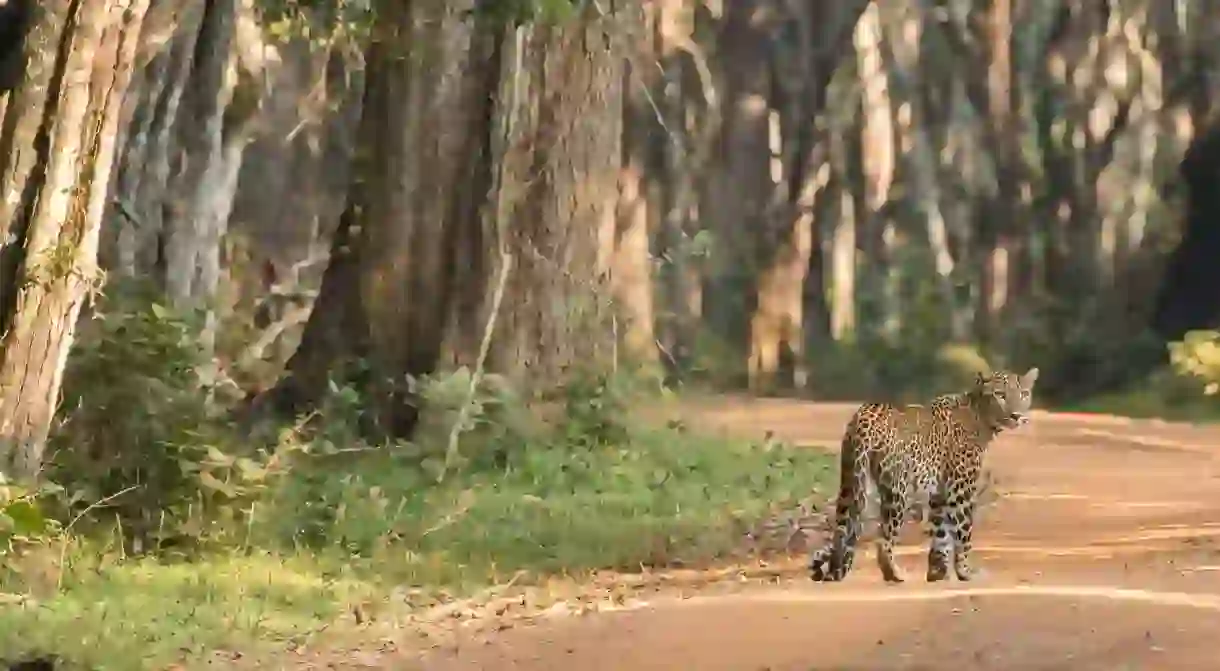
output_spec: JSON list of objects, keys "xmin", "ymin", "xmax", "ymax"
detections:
[{"xmin": 421, "ymin": 398, "xmax": 1220, "ymax": 670}]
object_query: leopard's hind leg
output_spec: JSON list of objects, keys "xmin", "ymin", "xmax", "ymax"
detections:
[{"xmin": 874, "ymin": 477, "xmax": 910, "ymax": 583}]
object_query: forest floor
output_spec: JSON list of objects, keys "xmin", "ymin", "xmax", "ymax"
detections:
[{"xmin": 401, "ymin": 396, "xmax": 1220, "ymax": 670}]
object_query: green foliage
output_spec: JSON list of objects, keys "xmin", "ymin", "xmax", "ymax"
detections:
[
  {"xmin": 552, "ymin": 365, "xmax": 639, "ymax": 448},
  {"xmin": 48, "ymin": 283, "xmax": 292, "ymax": 553},
  {"xmin": 0, "ymin": 481, "xmax": 57, "ymax": 595},
  {"xmin": 0, "ymin": 484, "xmax": 51, "ymax": 543},
  {"xmin": 258, "ymin": 0, "xmax": 374, "ymax": 46},
  {"xmin": 1169, "ymin": 329, "xmax": 1220, "ymax": 396},
  {"xmin": 0, "ymin": 553, "xmax": 375, "ymax": 670},
  {"xmin": 406, "ymin": 367, "xmax": 535, "ymax": 475},
  {"xmin": 805, "ymin": 260, "xmax": 988, "ymax": 403},
  {"xmin": 807, "ymin": 339, "xmax": 990, "ymax": 404},
  {"xmin": 1043, "ymin": 330, "xmax": 1220, "ymax": 422}
]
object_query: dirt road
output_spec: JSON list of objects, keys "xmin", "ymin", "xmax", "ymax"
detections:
[{"xmin": 421, "ymin": 398, "xmax": 1220, "ymax": 670}]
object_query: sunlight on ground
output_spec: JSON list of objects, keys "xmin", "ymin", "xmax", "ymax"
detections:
[{"xmin": 0, "ymin": 553, "xmax": 383, "ymax": 669}]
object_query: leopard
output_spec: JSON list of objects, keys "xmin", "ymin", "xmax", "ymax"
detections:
[{"xmin": 808, "ymin": 367, "xmax": 1039, "ymax": 584}]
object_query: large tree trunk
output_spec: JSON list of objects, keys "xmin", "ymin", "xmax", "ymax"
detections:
[
  {"xmin": 976, "ymin": 0, "xmax": 1017, "ymax": 343},
  {"xmin": 882, "ymin": 2, "xmax": 968, "ymax": 340},
  {"xmin": 226, "ymin": 42, "xmax": 362, "ymax": 388},
  {"xmin": 0, "ymin": 0, "xmax": 150, "ymax": 479},
  {"xmin": 104, "ymin": 0, "xmax": 203, "ymax": 278},
  {"xmin": 486, "ymin": 14, "xmax": 624, "ymax": 389},
  {"xmin": 164, "ymin": 0, "xmax": 263, "ymax": 308},
  {"xmin": 650, "ymin": 0, "xmax": 710, "ymax": 381},
  {"xmin": 256, "ymin": 0, "xmax": 493, "ymax": 435},
  {"xmin": 257, "ymin": 3, "xmax": 628, "ymax": 434},
  {"xmin": 103, "ymin": 0, "xmax": 265, "ymax": 312}
]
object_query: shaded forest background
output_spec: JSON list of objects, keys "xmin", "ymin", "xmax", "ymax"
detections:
[{"xmin": 5, "ymin": 0, "xmax": 1220, "ymax": 666}]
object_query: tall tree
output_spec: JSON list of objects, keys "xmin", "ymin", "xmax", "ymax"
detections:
[
  {"xmin": 104, "ymin": 0, "xmax": 266, "ymax": 309},
  {"xmin": 0, "ymin": 0, "xmax": 151, "ymax": 479},
  {"xmin": 257, "ymin": 1, "xmax": 629, "ymax": 434},
  {"xmin": 748, "ymin": 0, "xmax": 869, "ymax": 389}
]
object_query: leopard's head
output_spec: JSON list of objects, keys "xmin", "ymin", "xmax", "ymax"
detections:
[{"xmin": 973, "ymin": 367, "xmax": 1039, "ymax": 431}]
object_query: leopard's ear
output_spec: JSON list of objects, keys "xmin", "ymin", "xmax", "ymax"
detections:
[{"xmin": 1021, "ymin": 367, "xmax": 1040, "ymax": 388}]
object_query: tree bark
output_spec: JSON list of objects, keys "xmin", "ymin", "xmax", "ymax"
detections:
[
  {"xmin": 704, "ymin": 0, "xmax": 774, "ymax": 365},
  {"xmin": 164, "ymin": 0, "xmax": 241, "ymax": 306},
  {"xmin": 651, "ymin": 0, "xmax": 708, "ymax": 380},
  {"xmin": 976, "ymin": 0, "xmax": 1017, "ymax": 343},
  {"xmin": 103, "ymin": 0, "xmax": 264, "ymax": 315},
  {"xmin": 257, "ymin": 0, "xmax": 492, "ymax": 434},
  {"xmin": 104, "ymin": 0, "xmax": 204, "ymax": 278},
  {"xmin": 747, "ymin": 0, "xmax": 866, "ymax": 391},
  {"xmin": 0, "ymin": 0, "xmax": 150, "ymax": 480},
  {"xmin": 258, "ymin": 3, "xmax": 629, "ymax": 434},
  {"xmin": 614, "ymin": 1, "xmax": 659, "ymax": 369},
  {"xmin": 487, "ymin": 12, "xmax": 625, "ymax": 389}
]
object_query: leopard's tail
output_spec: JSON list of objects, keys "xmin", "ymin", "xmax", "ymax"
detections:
[{"xmin": 809, "ymin": 419, "xmax": 869, "ymax": 581}]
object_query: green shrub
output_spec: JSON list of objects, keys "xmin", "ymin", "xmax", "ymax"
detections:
[
  {"xmin": 48, "ymin": 283, "xmax": 290, "ymax": 553},
  {"xmin": 1169, "ymin": 329, "xmax": 1220, "ymax": 395}
]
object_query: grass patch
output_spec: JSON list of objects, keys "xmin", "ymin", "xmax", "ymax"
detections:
[
  {"xmin": 0, "ymin": 427, "xmax": 836, "ymax": 670},
  {"xmin": 0, "ymin": 553, "xmax": 376, "ymax": 670}
]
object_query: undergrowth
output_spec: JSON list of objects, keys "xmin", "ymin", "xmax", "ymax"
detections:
[
  {"xmin": 0, "ymin": 288, "xmax": 836, "ymax": 670},
  {"xmin": 1060, "ymin": 331, "xmax": 1220, "ymax": 422}
]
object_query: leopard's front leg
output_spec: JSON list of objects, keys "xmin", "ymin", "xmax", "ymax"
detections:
[
  {"xmin": 925, "ymin": 487, "xmax": 952, "ymax": 582},
  {"xmin": 946, "ymin": 475, "xmax": 983, "ymax": 581},
  {"xmin": 951, "ymin": 497, "xmax": 980, "ymax": 580}
]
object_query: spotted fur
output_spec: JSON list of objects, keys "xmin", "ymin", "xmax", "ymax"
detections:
[{"xmin": 809, "ymin": 368, "xmax": 1039, "ymax": 583}]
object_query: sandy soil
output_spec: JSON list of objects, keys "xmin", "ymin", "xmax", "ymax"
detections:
[{"xmin": 417, "ymin": 398, "xmax": 1220, "ymax": 670}]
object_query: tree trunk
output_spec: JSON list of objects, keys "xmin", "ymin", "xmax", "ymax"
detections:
[
  {"xmin": 881, "ymin": 3, "xmax": 968, "ymax": 340},
  {"xmin": 976, "ymin": 0, "xmax": 1017, "ymax": 343},
  {"xmin": 704, "ymin": 0, "xmax": 774, "ymax": 365},
  {"xmin": 747, "ymin": 0, "xmax": 866, "ymax": 391},
  {"xmin": 258, "ymin": 4, "xmax": 628, "ymax": 432},
  {"xmin": 828, "ymin": 130, "xmax": 857, "ymax": 342},
  {"xmin": 257, "ymin": 0, "xmax": 493, "ymax": 434},
  {"xmin": 614, "ymin": 1, "xmax": 659, "ymax": 368},
  {"xmin": 0, "ymin": 0, "xmax": 33, "ymax": 99},
  {"xmin": 104, "ymin": 0, "xmax": 264, "ymax": 315},
  {"xmin": 482, "ymin": 12, "xmax": 625, "ymax": 390},
  {"xmin": 0, "ymin": 0, "xmax": 150, "ymax": 480},
  {"xmin": 652, "ymin": 0, "xmax": 707, "ymax": 380},
  {"xmin": 165, "ymin": 0, "xmax": 241, "ymax": 306},
  {"xmin": 227, "ymin": 42, "xmax": 362, "ymax": 383},
  {"xmin": 613, "ymin": 159, "xmax": 657, "ymax": 367},
  {"xmin": 104, "ymin": 0, "xmax": 204, "ymax": 278}
]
